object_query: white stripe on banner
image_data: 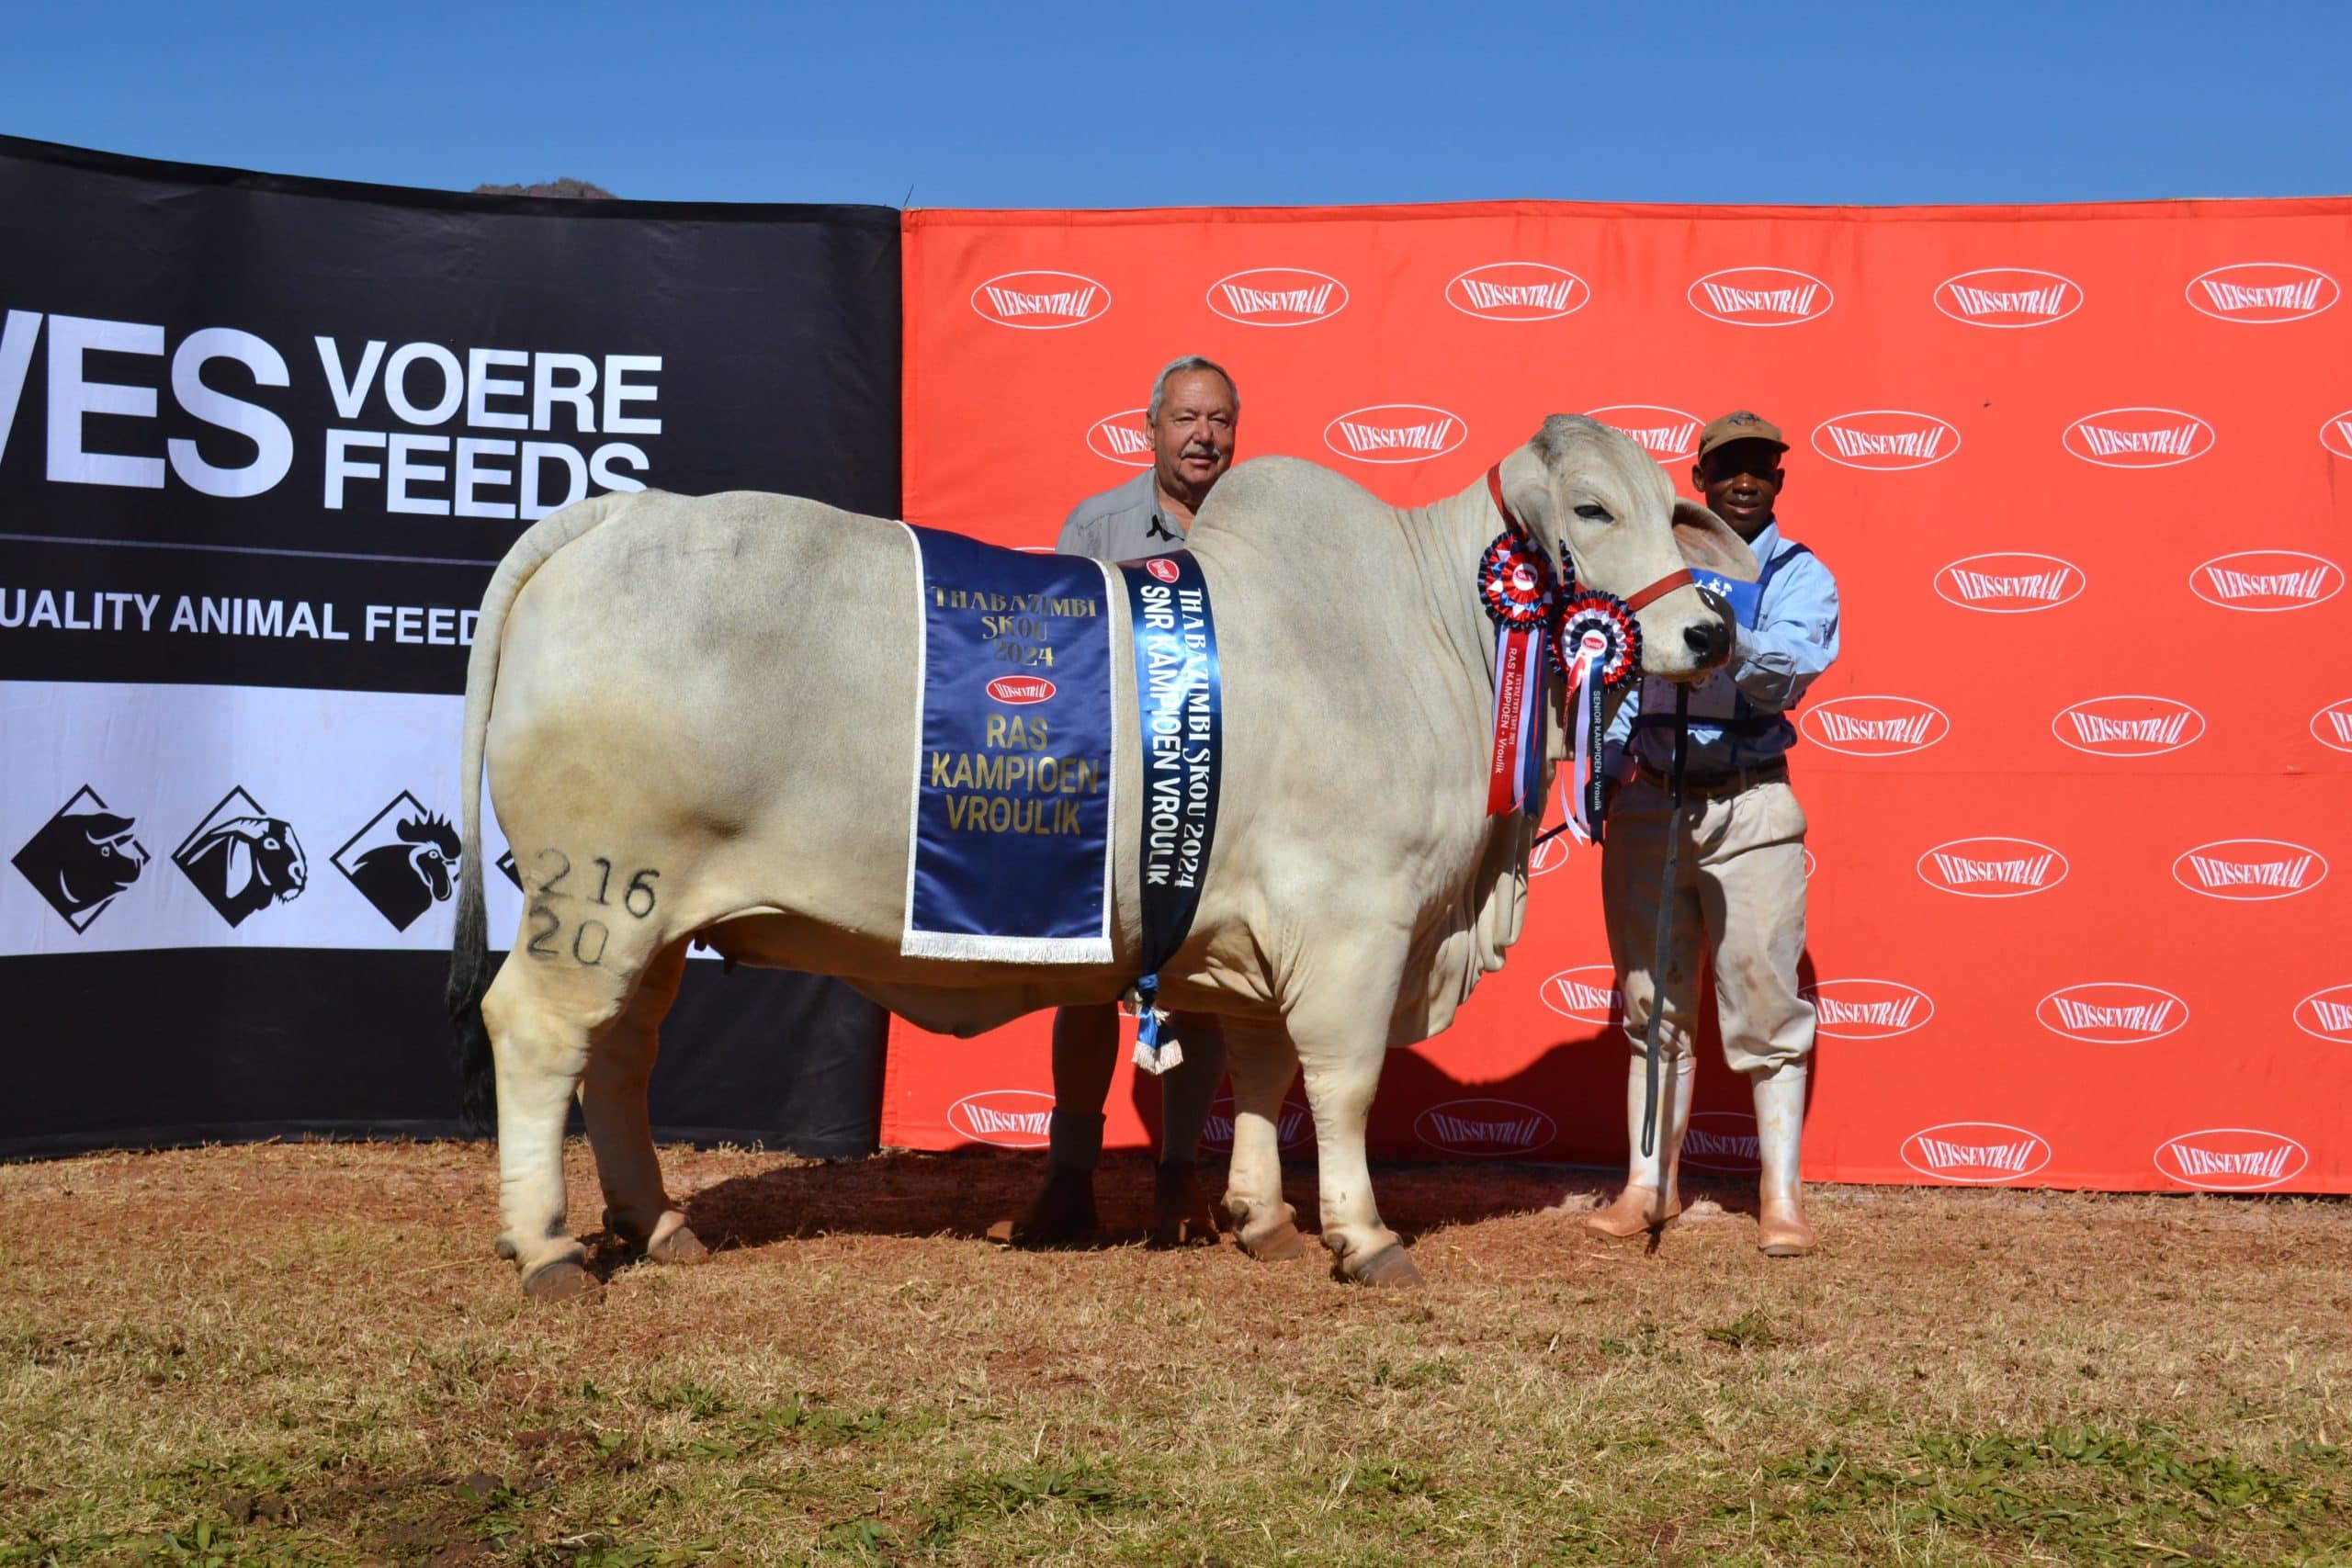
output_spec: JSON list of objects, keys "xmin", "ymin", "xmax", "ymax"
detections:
[{"xmin": 1, "ymin": 680, "xmax": 548, "ymax": 956}]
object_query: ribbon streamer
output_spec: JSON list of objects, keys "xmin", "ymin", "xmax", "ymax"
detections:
[{"xmin": 1477, "ymin": 533, "xmax": 1556, "ymax": 818}]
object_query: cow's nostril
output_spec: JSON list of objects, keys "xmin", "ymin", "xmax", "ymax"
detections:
[{"xmin": 1682, "ymin": 621, "xmax": 1728, "ymax": 660}]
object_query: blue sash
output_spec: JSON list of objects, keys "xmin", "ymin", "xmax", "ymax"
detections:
[
  {"xmin": 1117, "ymin": 551, "xmax": 1225, "ymax": 1068},
  {"xmin": 900, "ymin": 525, "xmax": 1117, "ymax": 963}
]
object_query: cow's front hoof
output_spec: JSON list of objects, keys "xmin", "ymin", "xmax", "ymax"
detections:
[
  {"xmin": 1149, "ymin": 1164, "xmax": 1221, "ymax": 1249},
  {"xmin": 1228, "ymin": 1198, "xmax": 1313, "ymax": 1260},
  {"xmin": 644, "ymin": 1216, "xmax": 709, "ymax": 1265},
  {"xmin": 1345, "ymin": 1244, "xmax": 1424, "ymax": 1290},
  {"xmin": 520, "ymin": 1258, "xmax": 601, "ymax": 1303},
  {"xmin": 1238, "ymin": 1218, "xmax": 1317, "ymax": 1261}
]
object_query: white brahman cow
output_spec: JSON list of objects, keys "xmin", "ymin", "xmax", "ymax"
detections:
[{"xmin": 448, "ymin": 415, "xmax": 1754, "ymax": 1298}]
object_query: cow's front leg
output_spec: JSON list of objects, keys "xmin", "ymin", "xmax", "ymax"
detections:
[
  {"xmin": 1292, "ymin": 972, "xmax": 1419, "ymax": 1287},
  {"xmin": 1220, "ymin": 1017, "xmax": 1312, "ymax": 1260},
  {"xmin": 581, "ymin": 940, "xmax": 706, "ymax": 1265}
]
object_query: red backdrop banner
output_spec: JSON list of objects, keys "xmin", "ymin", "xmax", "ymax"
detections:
[{"xmin": 889, "ymin": 198, "xmax": 2352, "ymax": 1193}]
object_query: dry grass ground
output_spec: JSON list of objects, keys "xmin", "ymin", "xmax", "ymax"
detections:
[{"xmin": 1, "ymin": 1142, "xmax": 2346, "ymax": 1566}]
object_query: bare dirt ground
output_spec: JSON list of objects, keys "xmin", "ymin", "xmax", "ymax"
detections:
[{"xmin": 1, "ymin": 1141, "xmax": 2346, "ymax": 1565}]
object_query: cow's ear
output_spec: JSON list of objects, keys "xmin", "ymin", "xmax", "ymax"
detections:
[{"xmin": 1673, "ymin": 501, "xmax": 1758, "ymax": 581}]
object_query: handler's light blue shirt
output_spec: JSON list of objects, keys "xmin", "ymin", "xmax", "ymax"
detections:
[{"xmin": 1603, "ymin": 519, "xmax": 1841, "ymax": 778}]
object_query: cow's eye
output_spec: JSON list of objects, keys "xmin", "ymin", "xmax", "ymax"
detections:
[{"xmin": 1574, "ymin": 503, "xmax": 1612, "ymax": 523}]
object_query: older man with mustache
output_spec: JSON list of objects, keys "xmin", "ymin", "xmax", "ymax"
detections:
[{"xmin": 989, "ymin": 355, "xmax": 1240, "ymax": 1250}]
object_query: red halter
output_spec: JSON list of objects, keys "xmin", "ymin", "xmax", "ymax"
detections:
[{"xmin": 1487, "ymin": 464, "xmax": 1693, "ymax": 611}]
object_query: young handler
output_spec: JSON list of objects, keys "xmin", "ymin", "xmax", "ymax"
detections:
[{"xmin": 1589, "ymin": 410, "xmax": 1840, "ymax": 1257}]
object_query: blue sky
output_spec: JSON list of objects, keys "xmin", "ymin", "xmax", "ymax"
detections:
[{"xmin": 4, "ymin": 1, "xmax": 2344, "ymax": 209}]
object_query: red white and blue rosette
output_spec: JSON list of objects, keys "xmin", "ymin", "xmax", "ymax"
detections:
[
  {"xmin": 1554, "ymin": 590, "xmax": 1641, "ymax": 840},
  {"xmin": 1478, "ymin": 534, "xmax": 1555, "ymax": 817},
  {"xmin": 1478, "ymin": 533, "xmax": 1556, "ymax": 630}
]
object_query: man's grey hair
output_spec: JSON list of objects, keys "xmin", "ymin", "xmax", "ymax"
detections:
[{"xmin": 1147, "ymin": 355, "xmax": 1240, "ymax": 425}]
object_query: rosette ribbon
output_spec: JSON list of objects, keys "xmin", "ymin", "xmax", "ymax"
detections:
[
  {"xmin": 1553, "ymin": 590, "xmax": 1641, "ymax": 842},
  {"xmin": 1476, "ymin": 529, "xmax": 1556, "ymax": 817}
]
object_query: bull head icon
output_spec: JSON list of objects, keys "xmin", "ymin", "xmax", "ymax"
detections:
[{"xmin": 11, "ymin": 792, "xmax": 151, "ymax": 932}]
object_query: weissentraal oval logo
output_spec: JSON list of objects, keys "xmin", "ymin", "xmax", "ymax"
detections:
[
  {"xmin": 2293, "ymin": 984, "xmax": 2352, "ymax": 1043},
  {"xmin": 1901, "ymin": 1122, "xmax": 2053, "ymax": 1185},
  {"xmin": 1323, "ymin": 404, "xmax": 1467, "ymax": 465},
  {"xmin": 969, "ymin": 270, "xmax": 1112, "ymax": 330},
  {"xmin": 1934, "ymin": 552, "xmax": 2085, "ymax": 613},
  {"xmin": 1447, "ymin": 262, "xmax": 1590, "ymax": 321},
  {"xmin": 1200, "ymin": 1094, "xmax": 1313, "ymax": 1155},
  {"xmin": 2172, "ymin": 839, "xmax": 2328, "ymax": 901},
  {"xmin": 1917, "ymin": 837, "xmax": 2069, "ymax": 898},
  {"xmin": 1586, "ymin": 404, "xmax": 1705, "ymax": 464},
  {"xmin": 1688, "ymin": 265, "xmax": 1834, "ymax": 326},
  {"xmin": 1087, "ymin": 408, "xmax": 1152, "ymax": 466},
  {"xmin": 1803, "ymin": 977, "xmax": 1934, "ymax": 1039},
  {"xmin": 2323, "ymin": 411, "xmax": 2352, "ymax": 460},
  {"xmin": 2312, "ymin": 698, "xmax": 2352, "ymax": 754},
  {"xmin": 2051, "ymin": 694, "xmax": 2206, "ymax": 758},
  {"xmin": 985, "ymin": 676, "xmax": 1055, "ymax": 705},
  {"xmin": 2064, "ymin": 407, "xmax": 2214, "ymax": 468},
  {"xmin": 1538, "ymin": 964, "xmax": 1623, "ymax": 1025},
  {"xmin": 2036, "ymin": 982, "xmax": 2189, "ymax": 1043},
  {"xmin": 1412, "ymin": 1098, "xmax": 1556, "ymax": 1158},
  {"xmin": 946, "ymin": 1089, "xmax": 1055, "ymax": 1148},
  {"xmin": 1208, "ymin": 266, "xmax": 1348, "ymax": 327},
  {"xmin": 2154, "ymin": 1128, "xmax": 2310, "ymax": 1191},
  {"xmin": 1528, "ymin": 830, "xmax": 1572, "ymax": 876},
  {"xmin": 1681, "ymin": 1111, "xmax": 1761, "ymax": 1174},
  {"xmin": 2189, "ymin": 550, "xmax": 2344, "ymax": 612},
  {"xmin": 1812, "ymin": 410, "xmax": 1961, "ymax": 471},
  {"xmin": 2186, "ymin": 263, "xmax": 2338, "ymax": 323},
  {"xmin": 1800, "ymin": 695, "xmax": 1949, "ymax": 756},
  {"xmin": 1934, "ymin": 267, "xmax": 2084, "ymax": 328}
]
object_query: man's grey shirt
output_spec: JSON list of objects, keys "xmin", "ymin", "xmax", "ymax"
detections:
[{"xmin": 1056, "ymin": 470, "xmax": 1186, "ymax": 561}]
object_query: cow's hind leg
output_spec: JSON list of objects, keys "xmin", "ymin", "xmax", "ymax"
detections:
[
  {"xmin": 1220, "ymin": 1018, "xmax": 1312, "ymax": 1260},
  {"xmin": 481, "ymin": 938, "xmax": 649, "ymax": 1301},
  {"xmin": 581, "ymin": 938, "xmax": 707, "ymax": 1266}
]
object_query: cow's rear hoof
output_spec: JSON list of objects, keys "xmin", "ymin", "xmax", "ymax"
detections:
[
  {"xmin": 986, "ymin": 1167, "xmax": 1099, "ymax": 1249},
  {"xmin": 1238, "ymin": 1218, "xmax": 1316, "ymax": 1261},
  {"xmin": 645, "ymin": 1221, "xmax": 709, "ymax": 1265},
  {"xmin": 1347, "ymin": 1245, "xmax": 1424, "ymax": 1290},
  {"xmin": 520, "ymin": 1258, "xmax": 600, "ymax": 1303},
  {"xmin": 1149, "ymin": 1165, "xmax": 1221, "ymax": 1249}
]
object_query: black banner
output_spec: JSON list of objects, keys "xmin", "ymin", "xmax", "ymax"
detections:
[{"xmin": 0, "ymin": 137, "xmax": 900, "ymax": 1158}]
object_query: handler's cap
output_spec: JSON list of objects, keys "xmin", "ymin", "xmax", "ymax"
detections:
[{"xmin": 1696, "ymin": 410, "xmax": 1788, "ymax": 460}]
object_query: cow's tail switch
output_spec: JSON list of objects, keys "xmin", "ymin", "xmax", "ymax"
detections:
[{"xmin": 447, "ymin": 492, "xmax": 637, "ymax": 1135}]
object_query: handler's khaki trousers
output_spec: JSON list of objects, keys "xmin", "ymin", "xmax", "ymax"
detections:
[{"xmin": 1600, "ymin": 777, "xmax": 1815, "ymax": 1076}]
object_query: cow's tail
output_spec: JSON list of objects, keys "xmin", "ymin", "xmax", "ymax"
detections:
[{"xmin": 448, "ymin": 491, "xmax": 638, "ymax": 1137}]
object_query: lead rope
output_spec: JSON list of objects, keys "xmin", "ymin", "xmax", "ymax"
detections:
[{"xmin": 1639, "ymin": 683, "xmax": 1690, "ymax": 1160}]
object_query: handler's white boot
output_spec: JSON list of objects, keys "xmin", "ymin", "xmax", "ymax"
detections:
[
  {"xmin": 1585, "ymin": 1053, "xmax": 1694, "ymax": 1240},
  {"xmin": 1748, "ymin": 1060, "xmax": 1816, "ymax": 1258}
]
